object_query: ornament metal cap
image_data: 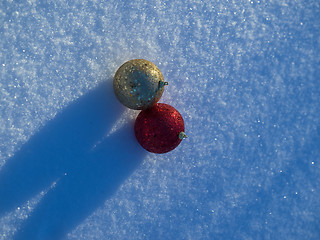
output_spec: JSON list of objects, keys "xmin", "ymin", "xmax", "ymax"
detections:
[
  {"xmin": 179, "ymin": 131, "xmax": 188, "ymax": 140},
  {"xmin": 159, "ymin": 81, "xmax": 168, "ymax": 88}
]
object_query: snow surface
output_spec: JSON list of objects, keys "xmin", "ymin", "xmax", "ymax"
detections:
[{"xmin": 1, "ymin": 0, "xmax": 320, "ymax": 239}]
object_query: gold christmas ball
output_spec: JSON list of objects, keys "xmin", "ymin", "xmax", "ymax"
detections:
[{"xmin": 113, "ymin": 59, "xmax": 168, "ymax": 110}]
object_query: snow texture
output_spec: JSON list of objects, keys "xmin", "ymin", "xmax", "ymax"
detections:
[{"xmin": 1, "ymin": 0, "xmax": 319, "ymax": 239}]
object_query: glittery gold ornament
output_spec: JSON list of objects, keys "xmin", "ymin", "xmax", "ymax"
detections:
[{"xmin": 113, "ymin": 59, "xmax": 168, "ymax": 110}]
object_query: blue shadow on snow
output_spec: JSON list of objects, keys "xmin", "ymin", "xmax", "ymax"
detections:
[{"xmin": 0, "ymin": 81, "xmax": 145, "ymax": 240}]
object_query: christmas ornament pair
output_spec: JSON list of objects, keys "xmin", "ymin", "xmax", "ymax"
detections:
[{"xmin": 113, "ymin": 59, "xmax": 187, "ymax": 154}]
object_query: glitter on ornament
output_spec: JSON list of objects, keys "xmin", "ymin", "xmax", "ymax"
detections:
[
  {"xmin": 134, "ymin": 103, "xmax": 187, "ymax": 154},
  {"xmin": 113, "ymin": 59, "xmax": 168, "ymax": 110}
]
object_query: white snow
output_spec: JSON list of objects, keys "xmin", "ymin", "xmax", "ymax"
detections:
[{"xmin": 1, "ymin": 0, "xmax": 319, "ymax": 239}]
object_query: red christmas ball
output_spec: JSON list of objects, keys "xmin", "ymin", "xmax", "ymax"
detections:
[{"xmin": 134, "ymin": 103, "xmax": 187, "ymax": 154}]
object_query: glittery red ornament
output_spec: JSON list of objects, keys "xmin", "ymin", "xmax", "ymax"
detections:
[{"xmin": 134, "ymin": 103, "xmax": 187, "ymax": 154}]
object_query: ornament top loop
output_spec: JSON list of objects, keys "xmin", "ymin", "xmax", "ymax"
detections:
[{"xmin": 158, "ymin": 81, "xmax": 168, "ymax": 89}]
